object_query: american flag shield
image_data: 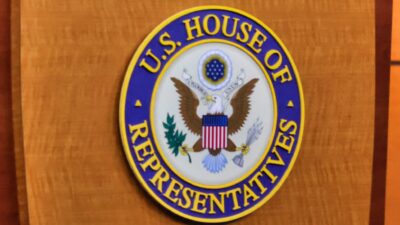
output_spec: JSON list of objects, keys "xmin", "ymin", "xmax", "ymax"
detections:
[{"xmin": 202, "ymin": 115, "xmax": 228, "ymax": 150}]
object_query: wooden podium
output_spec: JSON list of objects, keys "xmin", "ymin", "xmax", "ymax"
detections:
[{"xmin": 7, "ymin": 0, "xmax": 386, "ymax": 224}]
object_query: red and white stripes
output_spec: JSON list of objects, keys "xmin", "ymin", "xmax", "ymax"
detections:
[{"xmin": 202, "ymin": 126, "xmax": 228, "ymax": 150}]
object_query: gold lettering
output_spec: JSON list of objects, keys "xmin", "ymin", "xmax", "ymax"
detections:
[
  {"xmin": 191, "ymin": 191, "xmax": 208, "ymax": 214},
  {"xmin": 164, "ymin": 178, "xmax": 183, "ymax": 203},
  {"xmin": 222, "ymin": 15, "xmax": 239, "ymax": 37},
  {"xmin": 133, "ymin": 138, "xmax": 154, "ymax": 162},
  {"xmin": 149, "ymin": 166, "xmax": 170, "ymax": 192},
  {"xmin": 261, "ymin": 164, "xmax": 278, "ymax": 184},
  {"xmin": 129, "ymin": 120, "xmax": 148, "ymax": 145},
  {"xmin": 243, "ymin": 184, "xmax": 259, "ymax": 207},
  {"xmin": 279, "ymin": 119, "xmax": 298, "ymax": 135},
  {"xmin": 236, "ymin": 22, "xmax": 252, "ymax": 43},
  {"xmin": 178, "ymin": 188, "xmax": 194, "ymax": 209},
  {"xmin": 209, "ymin": 193, "xmax": 225, "ymax": 214},
  {"xmin": 226, "ymin": 188, "xmax": 242, "ymax": 210},
  {"xmin": 272, "ymin": 65, "xmax": 292, "ymax": 83},
  {"xmin": 203, "ymin": 14, "xmax": 221, "ymax": 35},
  {"xmin": 159, "ymin": 32, "xmax": 177, "ymax": 56},
  {"xmin": 249, "ymin": 172, "xmax": 267, "ymax": 194},
  {"xmin": 183, "ymin": 16, "xmax": 204, "ymax": 41},
  {"xmin": 264, "ymin": 49, "xmax": 282, "ymax": 70},
  {"xmin": 247, "ymin": 28, "xmax": 267, "ymax": 53},
  {"xmin": 275, "ymin": 132, "xmax": 294, "ymax": 153},
  {"xmin": 266, "ymin": 147, "xmax": 285, "ymax": 166},
  {"xmin": 140, "ymin": 153, "xmax": 159, "ymax": 171},
  {"xmin": 139, "ymin": 49, "xmax": 161, "ymax": 73}
]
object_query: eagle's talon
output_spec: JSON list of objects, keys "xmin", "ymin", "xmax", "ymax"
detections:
[
  {"xmin": 236, "ymin": 144, "xmax": 250, "ymax": 155},
  {"xmin": 179, "ymin": 144, "xmax": 193, "ymax": 156},
  {"xmin": 179, "ymin": 146, "xmax": 187, "ymax": 156}
]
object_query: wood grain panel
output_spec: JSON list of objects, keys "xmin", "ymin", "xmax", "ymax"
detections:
[
  {"xmin": 19, "ymin": 0, "xmax": 375, "ymax": 224},
  {"xmin": 12, "ymin": 0, "xmax": 30, "ymax": 223}
]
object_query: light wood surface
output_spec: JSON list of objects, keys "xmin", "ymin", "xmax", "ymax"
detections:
[
  {"xmin": 385, "ymin": 0, "xmax": 399, "ymax": 223},
  {"xmin": 392, "ymin": 0, "xmax": 400, "ymax": 60},
  {"xmin": 16, "ymin": 0, "xmax": 375, "ymax": 224},
  {"xmin": 386, "ymin": 66, "xmax": 400, "ymax": 225}
]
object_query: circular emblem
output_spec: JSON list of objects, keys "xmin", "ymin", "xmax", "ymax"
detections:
[{"xmin": 119, "ymin": 6, "xmax": 304, "ymax": 223}]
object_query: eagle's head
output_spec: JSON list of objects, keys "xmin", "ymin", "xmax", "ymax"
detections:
[{"xmin": 206, "ymin": 94, "xmax": 225, "ymax": 114}]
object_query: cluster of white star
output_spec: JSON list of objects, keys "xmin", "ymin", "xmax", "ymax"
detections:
[{"xmin": 205, "ymin": 59, "xmax": 225, "ymax": 81}]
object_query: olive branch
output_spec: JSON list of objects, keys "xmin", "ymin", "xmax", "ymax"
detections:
[{"xmin": 163, "ymin": 113, "xmax": 192, "ymax": 163}]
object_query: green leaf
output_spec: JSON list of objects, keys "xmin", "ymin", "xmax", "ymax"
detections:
[
  {"xmin": 162, "ymin": 122, "xmax": 169, "ymax": 129},
  {"xmin": 167, "ymin": 114, "xmax": 173, "ymax": 124},
  {"xmin": 172, "ymin": 146, "xmax": 179, "ymax": 156},
  {"xmin": 163, "ymin": 113, "xmax": 188, "ymax": 158}
]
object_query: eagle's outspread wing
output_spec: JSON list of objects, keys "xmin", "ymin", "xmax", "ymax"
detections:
[
  {"xmin": 170, "ymin": 77, "xmax": 202, "ymax": 135},
  {"xmin": 228, "ymin": 78, "xmax": 259, "ymax": 135}
]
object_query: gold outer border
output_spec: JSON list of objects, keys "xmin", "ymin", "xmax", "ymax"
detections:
[{"xmin": 119, "ymin": 5, "xmax": 305, "ymax": 223}]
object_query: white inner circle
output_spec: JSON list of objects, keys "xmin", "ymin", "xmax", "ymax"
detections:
[{"xmin": 153, "ymin": 42, "xmax": 274, "ymax": 186}]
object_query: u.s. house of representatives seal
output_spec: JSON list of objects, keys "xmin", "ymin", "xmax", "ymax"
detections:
[{"xmin": 119, "ymin": 6, "xmax": 304, "ymax": 223}]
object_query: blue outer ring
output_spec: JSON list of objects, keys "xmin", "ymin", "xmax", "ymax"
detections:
[{"xmin": 120, "ymin": 7, "xmax": 303, "ymax": 221}]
